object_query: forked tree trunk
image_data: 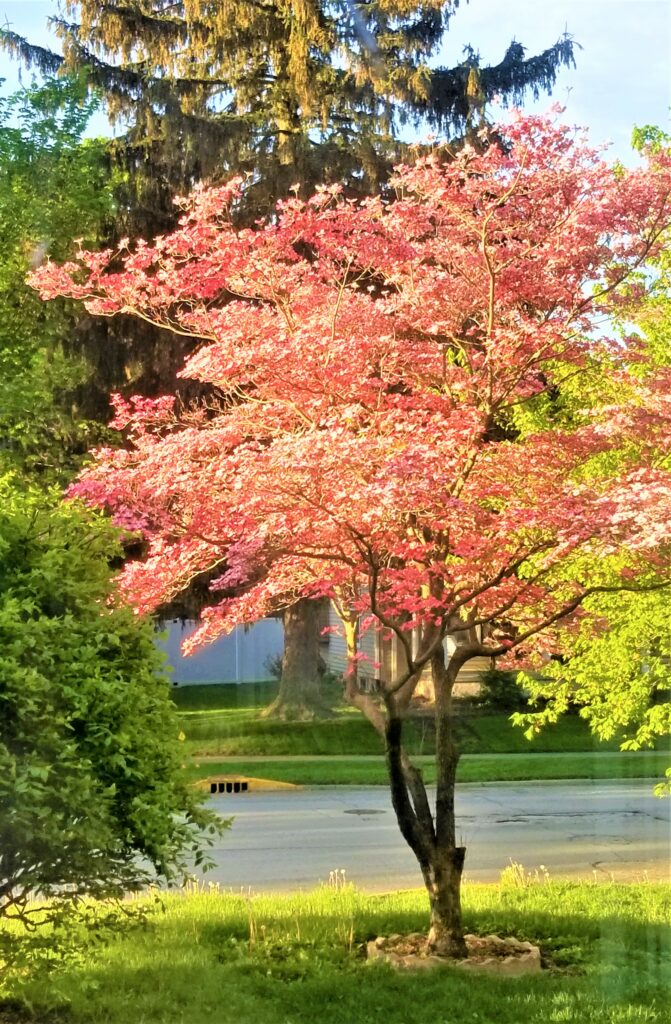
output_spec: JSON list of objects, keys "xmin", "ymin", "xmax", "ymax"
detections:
[
  {"xmin": 383, "ymin": 648, "xmax": 468, "ymax": 958},
  {"xmin": 428, "ymin": 649, "xmax": 468, "ymax": 955},
  {"xmin": 341, "ymin": 607, "xmax": 470, "ymax": 957},
  {"xmin": 261, "ymin": 598, "xmax": 329, "ymax": 720}
]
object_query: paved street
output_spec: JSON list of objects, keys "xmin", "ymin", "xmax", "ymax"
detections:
[{"xmin": 194, "ymin": 780, "xmax": 671, "ymax": 891}]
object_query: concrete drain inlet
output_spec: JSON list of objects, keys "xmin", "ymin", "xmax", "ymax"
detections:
[{"xmin": 198, "ymin": 774, "xmax": 300, "ymax": 793}]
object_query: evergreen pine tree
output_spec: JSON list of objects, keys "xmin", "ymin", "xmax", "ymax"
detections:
[{"xmin": 2, "ymin": 2, "xmax": 576, "ymax": 221}]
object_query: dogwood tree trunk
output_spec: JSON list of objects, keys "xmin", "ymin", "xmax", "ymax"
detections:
[
  {"xmin": 427, "ymin": 650, "xmax": 467, "ymax": 955},
  {"xmin": 384, "ymin": 649, "xmax": 468, "ymax": 957}
]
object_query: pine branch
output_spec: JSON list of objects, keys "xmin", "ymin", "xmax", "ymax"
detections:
[
  {"xmin": 425, "ymin": 33, "xmax": 578, "ymax": 129},
  {"xmin": 0, "ymin": 31, "xmax": 63, "ymax": 76}
]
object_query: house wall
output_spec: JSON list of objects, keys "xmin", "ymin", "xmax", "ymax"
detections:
[
  {"xmin": 159, "ymin": 618, "xmax": 284, "ymax": 685},
  {"xmin": 325, "ymin": 603, "xmax": 490, "ymax": 696},
  {"xmin": 327, "ymin": 619, "xmax": 349, "ymax": 677},
  {"xmin": 415, "ymin": 652, "xmax": 492, "ymax": 700},
  {"xmin": 325, "ymin": 602, "xmax": 377, "ymax": 684}
]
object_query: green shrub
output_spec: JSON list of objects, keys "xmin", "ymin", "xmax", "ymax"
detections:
[
  {"xmin": 0, "ymin": 479, "xmax": 226, "ymax": 975},
  {"xmin": 477, "ymin": 667, "xmax": 529, "ymax": 711}
]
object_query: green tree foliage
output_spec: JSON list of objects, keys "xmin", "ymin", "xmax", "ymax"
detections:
[
  {"xmin": 511, "ymin": 127, "xmax": 671, "ymax": 791},
  {"xmin": 517, "ymin": 589, "xmax": 670, "ymax": 773},
  {"xmin": 0, "ymin": 75, "xmax": 115, "ymax": 483},
  {"xmin": 0, "ymin": 478, "xmax": 224, "ymax": 970}
]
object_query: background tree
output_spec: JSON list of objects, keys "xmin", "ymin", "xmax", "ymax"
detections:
[
  {"xmin": 511, "ymin": 123, "xmax": 671, "ymax": 789},
  {"xmin": 0, "ymin": 1, "xmax": 578, "ymax": 413},
  {"xmin": 33, "ymin": 114, "xmax": 671, "ymax": 955},
  {"xmin": 1, "ymin": 2, "xmax": 577, "ymax": 219},
  {"xmin": 0, "ymin": 76, "xmax": 225, "ymax": 974},
  {"xmin": 1, "ymin": 3, "xmax": 577, "ymax": 718},
  {"xmin": 516, "ymin": 587, "xmax": 671, "ymax": 794},
  {"xmin": 0, "ymin": 477, "xmax": 224, "ymax": 972},
  {"xmin": 0, "ymin": 75, "xmax": 114, "ymax": 484}
]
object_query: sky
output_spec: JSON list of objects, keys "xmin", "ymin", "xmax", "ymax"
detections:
[{"xmin": 0, "ymin": 0, "xmax": 669, "ymax": 162}]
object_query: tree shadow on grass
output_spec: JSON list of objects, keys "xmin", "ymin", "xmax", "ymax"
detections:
[
  {"xmin": 4, "ymin": 886, "xmax": 669, "ymax": 1024},
  {"xmin": 17, "ymin": 921, "xmax": 668, "ymax": 1024}
]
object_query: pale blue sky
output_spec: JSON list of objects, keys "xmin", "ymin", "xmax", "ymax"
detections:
[{"xmin": 0, "ymin": 0, "xmax": 669, "ymax": 162}]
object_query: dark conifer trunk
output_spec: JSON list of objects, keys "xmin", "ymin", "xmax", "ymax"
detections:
[{"xmin": 262, "ymin": 599, "xmax": 327, "ymax": 720}]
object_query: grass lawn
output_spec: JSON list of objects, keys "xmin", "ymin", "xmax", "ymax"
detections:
[
  {"xmin": 173, "ymin": 681, "xmax": 280, "ymax": 711},
  {"xmin": 4, "ymin": 881, "xmax": 669, "ymax": 1023},
  {"xmin": 174, "ymin": 682, "xmax": 667, "ymax": 760},
  {"xmin": 173, "ymin": 685, "xmax": 670, "ymax": 791},
  {"xmin": 188, "ymin": 751, "xmax": 671, "ymax": 787}
]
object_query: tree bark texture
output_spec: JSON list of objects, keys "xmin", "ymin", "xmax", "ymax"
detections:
[{"xmin": 261, "ymin": 598, "xmax": 329, "ymax": 720}]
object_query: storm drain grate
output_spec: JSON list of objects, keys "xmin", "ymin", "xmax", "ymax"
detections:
[
  {"xmin": 209, "ymin": 780, "xmax": 249, "ymax": 794},
  {"xmin": 199, "ymin": 774, "xmax": 298, "ymax": 793}
]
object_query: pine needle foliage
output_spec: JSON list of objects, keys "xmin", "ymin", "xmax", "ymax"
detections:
[{"xmin": 1, "ymin": 2, "xmax": 577, "ymax": 221}]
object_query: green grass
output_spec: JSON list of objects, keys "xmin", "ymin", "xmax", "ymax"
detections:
[
  {"xmin": 189, "ymin": 751, "xmax": 671, "ymax": 787},
  {"xmin": 181, "ymin": 705, "xmax": 398, "ymax": 757},
  {"xmin": 174, "ymin": 683, "xmax": 660, "ymax": 759},
  {"xmin": 4, "ymin": 881, "xmax": 670, "ymax": 1023},
  {"xmin": 173, "ymin": 684, "xmax": 669, "ymax": 785},
  {"xmin": 173, "ymin": 681, "xmax": 280, "ymax": 711}
]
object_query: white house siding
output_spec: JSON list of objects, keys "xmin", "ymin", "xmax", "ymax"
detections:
[
  {"xmin": 325, "ymin": 603, "xmax": 489, "ymax": 697},
  {"xmin": 359, "ymin": 622, "xmax": 378, "ymax": 683},
  {"xmin": 324, "ymin": 602, "xmax": 376, "ymax": 680},
  {"xmin": 326, "ymin": 606, "xmax": 349, "ymax": 677},
  {"xmin": 159, "ymin": 618, "xmax": 284, "ymax": 685}
]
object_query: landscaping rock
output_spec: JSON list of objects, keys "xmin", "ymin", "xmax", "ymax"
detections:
[{"xmin": 367, "ymin": 932, "xmax": 542, "ymax": 976}]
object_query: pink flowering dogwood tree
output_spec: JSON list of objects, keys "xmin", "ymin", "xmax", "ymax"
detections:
[{"xmin": 32, "ymin": 113, "xmax": 671, "ymax": 956}]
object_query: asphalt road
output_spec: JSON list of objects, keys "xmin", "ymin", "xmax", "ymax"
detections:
[{"xmin": 194, "ymin": 780, "xmax": 671, "ymax": 892}]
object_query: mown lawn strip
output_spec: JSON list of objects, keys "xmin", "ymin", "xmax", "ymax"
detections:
[{"xmin": 186, "ymin": 751, "xmax": 670, "ymax": 787}]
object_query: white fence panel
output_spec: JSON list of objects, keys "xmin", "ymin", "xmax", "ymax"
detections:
[{"xmin": 160, "ymin": 618, "xmax": 284, "ymax": 684}]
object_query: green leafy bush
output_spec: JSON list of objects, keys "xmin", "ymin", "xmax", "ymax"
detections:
[
  {"xmin": 0, "ymin": 480, "xmax": 226, "ymax": 974},
  {"xmin": 477, "ymin": 667, "xmax": 528, "ymax": 712}
]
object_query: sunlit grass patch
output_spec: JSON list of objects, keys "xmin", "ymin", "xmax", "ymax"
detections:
[{"xmin": 173, "ymin": 687, "xmax": 669, "ymax": 761}]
